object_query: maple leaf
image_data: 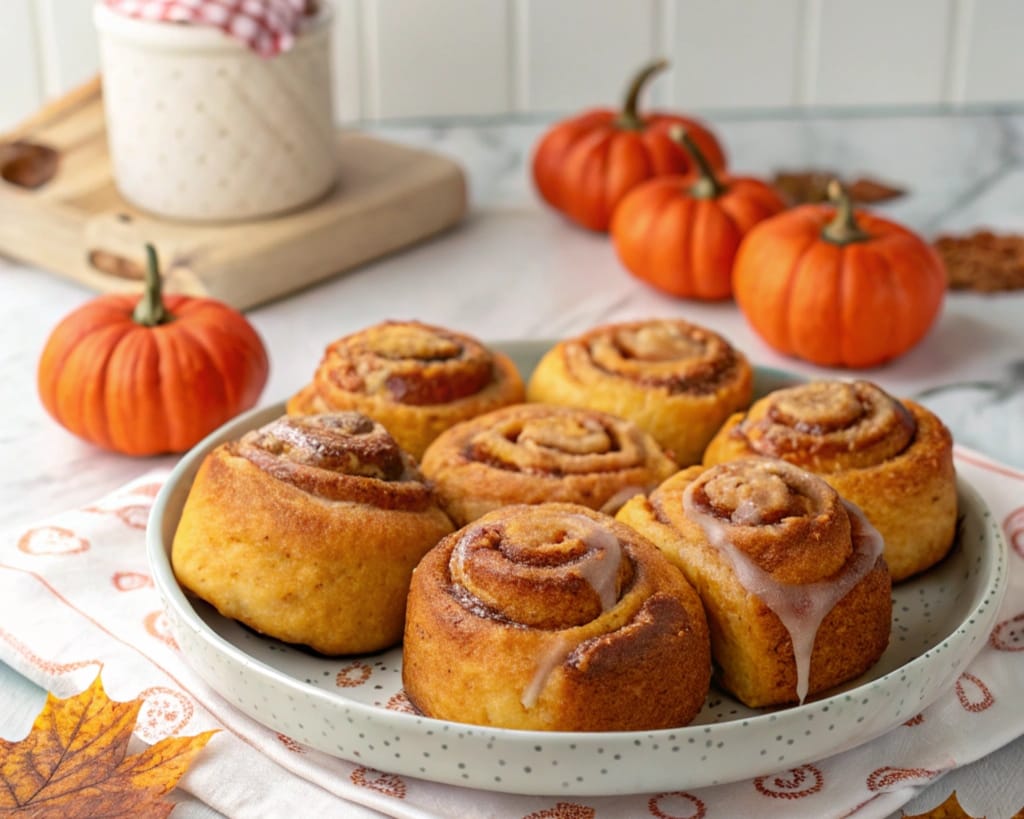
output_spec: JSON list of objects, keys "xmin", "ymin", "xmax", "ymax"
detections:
[
  {"xmin": 772, "ymin": 169, "xmax": 906, "ymax": 206},
  {"xmin": 904, "ymin": 790, "xmax": 981, "ymax": 819},
  {"xmin": 934, "ymin": 230, "xmax": 1024, "ymax": 292},
  {"xmin": 0, "ymin": 674, "xmax": 215, "ymax": 818}
]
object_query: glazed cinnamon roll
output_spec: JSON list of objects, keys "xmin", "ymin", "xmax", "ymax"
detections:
[
  {"xmin": 618, "ymin": 458, "xmax": 891, "ymax": 708},
  {"xmin": 403, "ymin": 503, "xmax": 711, "ymax": 731},
  {"xmin": 703, "ymin": 380, "xmax": 956, "ymax": 581},
  {"xmin": 287, "ymin": 320, "xmax": 525, "ymax": 459},
  {"xmin": 525, "ymin": 318, "xmax": 753, "ymax": 466},
  {"xmin": 171, "ymin": 413, "xmax": 454, "ymax": 655},
  {"xmin": 420, "ymin": 403, "xmax": 678, "ymax": 526}
]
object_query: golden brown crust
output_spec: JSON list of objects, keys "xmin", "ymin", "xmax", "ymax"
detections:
[
  {"xmin": 525, "ymin": 318, "xmax": 753, "ymax": 466},
  {"xmin": 420, "ymin": 403, "xmax": 678, "ymax": 526},
  {"xmin": 287, "ymin": 321, "xmax": 525, "ymax": 459},
  {"xmin": 703, "ymin": 380, "xmax": 957, "ymax": 581},
  {"xmin": 402, "ymin": 503, "xmax": 711, "ymax": 731},
  {"xmin": 617, "ymin": 459, "xmax": 891, "ymax": 708},
  {"xmin": 171, "ymin": 413, "xmax": 454, "ymax": 655}
]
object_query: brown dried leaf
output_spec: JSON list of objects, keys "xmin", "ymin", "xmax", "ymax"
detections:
[
  {"xmin": 846, "ymin": 176, "xmax": 907, "ymax": 204},
  {"xmin": 903, "ymin": 790, "xmax": 981, "ymax": 818},
  {"xmin": 0, "ymin": 140, "xmax": 59, "ymax": 189},
  {"xmin": 0, "ymin": 674, "xmax": 216, "ymax": 817},
  {"xmin": 933, "ymin": 230, "xmax": 1024, "ymax": 292},
  {"xmin": 772, "ymin": 170, "xmax": 906, "ymax": 206}
]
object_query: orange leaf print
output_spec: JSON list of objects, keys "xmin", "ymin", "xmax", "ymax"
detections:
[{"xmin": 0, "ymin": 674, "xmax": 215, "ymax": 817}]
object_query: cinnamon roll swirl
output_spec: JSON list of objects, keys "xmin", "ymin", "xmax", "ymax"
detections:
[
  {"xmin": 525, "ymin": 318, "xmax": 753, "ymax": 466},
  {"xmin": 420, "ymin": 403, "xmax": 678, "ymax": 526},
  {"xmin": 618, "ymin": 458, "xmax": 891, "ymax": 708},
  {"xmin": 402, "ymin": 503, "xmax": 711, "ymax": 731},
  {"xmin": 703, "ymin": 380, "xmax": 956, "ymax": 581},
  {"xmin": 171, "ymin": 413, "xmax": 454, "ymax": 654},
  {"xmin": 287, "ymin": 320, "xmax": 525, "ymax": 459}
]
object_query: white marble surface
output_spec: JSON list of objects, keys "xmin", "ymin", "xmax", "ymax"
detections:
[
  {"xmin": 4, "ymin": 110, "xmax": 1024, "ymax": 534},
  {"xmin": 3, "ymin": 109, "xmax": 1024, "ymax": 817}
]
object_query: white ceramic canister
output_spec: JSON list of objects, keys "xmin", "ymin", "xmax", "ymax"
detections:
[{"xmin": 94, "ymin": 3, "xmax": 336, "ymax": 222}]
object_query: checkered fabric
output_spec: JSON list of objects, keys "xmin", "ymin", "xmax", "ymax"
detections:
[{"xmin": 104, "ymin": 0, "xmax": 314, "ymax": 57}]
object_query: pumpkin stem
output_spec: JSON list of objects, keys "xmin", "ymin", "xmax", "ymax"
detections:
[
  {"xmin": 617, "ymin": 59, "xmax": 668, "ymax": 131},
  {"xmin": 669, "ymin": 125, "xmax": 724, "ymax": 199},
  {"xmin": 822, "ymin": 180, "xmax": 871, "ymax": 245},
  {"xmin": 132, "ymin": 244, "xmax": 172, "ymax": 327}
]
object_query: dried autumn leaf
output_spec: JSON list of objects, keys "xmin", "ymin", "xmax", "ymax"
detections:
[
  {"xmin": 0, "ymin": 140, "xmax": 59, "ymax": 189},
  {"xmin": 0, "ymin": 674, "xmax": 215, "ymax": 817},
  {"xmin": 904, "ymin": 790, "xmax": 981, "ymax": 819},
  {"xmin": 772, "ymin": 170, "xmax": 906, "ymax": 206},
  {"xmin": 846, "ymin": 176, "xmax": 907, "ymax": 204},
  {"xmin": 933, "ymin": 230, "xmax": 1024, "ymax": 292}
]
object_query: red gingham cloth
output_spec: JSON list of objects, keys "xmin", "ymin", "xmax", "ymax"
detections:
[{"xmin": 103, "ymin": 0, "xmax": 314, "ymax": 57}]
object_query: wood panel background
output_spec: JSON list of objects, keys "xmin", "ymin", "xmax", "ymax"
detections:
[{"xmin": 2, "ymin": 0, "xmax": 1023, "ymax": 130}]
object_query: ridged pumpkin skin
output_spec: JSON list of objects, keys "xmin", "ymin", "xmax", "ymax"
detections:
[
  {"xmin": 611, "ymin": 173, "xmax": 786, "ymax": 300},
  {"xmin": 533, "ymin": 113, "xmax": 726, "ymax": 233},
  {"xmin": 531, "ymin": 61, "xmax": 725, "ymax": 233},
  {"xmin": 38, "ymin": 291, "xmax": 269, "ymax": 456},
  {"xmin": 733, "ymin": 203, "xmax": 947, "ymax": 368}
]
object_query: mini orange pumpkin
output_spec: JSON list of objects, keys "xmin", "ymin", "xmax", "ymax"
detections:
[
  {"xmin": 611, "ymin": 127, "xmax": 786, "ymax": 300},
  {"xmin": 532, "ymin": 59, "xmax": 726, "ymax": 232},
  {"xmin": 38, "ymin": 245, "xmax": 269, "ymax": 455},
  {"xmin": 733, "ymin": 182, "xmax": 947, "ymax": 368}
]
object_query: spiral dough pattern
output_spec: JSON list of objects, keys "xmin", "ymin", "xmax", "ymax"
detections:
[
  {"xmin": 287, "ymin": 321, "xmax": 525, "ymax": 459},
  {"xmin": 527, "ymin": 319, "xmax": 753, "ymax": 465},
  {"xmin": 403, "ymin": 503, "xmax": 711, "ymax": 731}
]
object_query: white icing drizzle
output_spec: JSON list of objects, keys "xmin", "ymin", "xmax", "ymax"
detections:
[
  {"xmin": 522, "ymin": 514, "xmax": 624, "ymax": 709},
  {"xmin": 682, "ymin": 486, "xmax": 883, "ymax": 703},
  {"xmin": 598, "ymin": 484, "xmax": 648, "ymax": 516},
  {"xmin": 570, "ymin": 514, "xmax": 623, "ymax": 613},
  {"xmin": 521, "ymin": 636, "xmax": 575, "ymax": 709},
  {"xmin": 449, "ymin": 526, "xmax": 473, "ymax": 578},
  {"xmin": 449, "ymin": 513, "xmax": 626, "ymax": 710}
]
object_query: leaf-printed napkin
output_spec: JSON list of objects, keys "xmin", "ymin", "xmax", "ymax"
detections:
[{"xmin": 0, "ymin": 446, "xmax": 1021, "ymax": 819}]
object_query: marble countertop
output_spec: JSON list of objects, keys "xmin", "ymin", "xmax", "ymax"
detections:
[
  {"xmin": 4, "ymin": 108, "xmax": 1024, "ymax": 534},
  {"xmin": 2, "ymin": 108, "xmax": 1024, "ymax": 818}
]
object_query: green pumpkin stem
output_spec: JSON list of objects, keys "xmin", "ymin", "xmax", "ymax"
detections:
[
  {"xmin": 822, "ymin": 181, "xmax": 871, "ymax": 245},
  {"xmin": 133, "ymin": 244, "xmax": 172, "ymax": 327},
  {"xmin": 617, "ymin": 59, "xmax": 668, "ymax": 131},
  {"xmin": 669, "ymin": 125, "xmax": 724, "ymax": 199}
]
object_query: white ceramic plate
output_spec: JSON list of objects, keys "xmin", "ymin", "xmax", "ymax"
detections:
[{"xmin": 147, "ymin": 341, "xmax": 1009, "ymax": 796}]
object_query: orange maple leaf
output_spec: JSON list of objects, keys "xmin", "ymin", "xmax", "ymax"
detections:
[
  {"xmin": 0, "ymin": 674, "xmax": 216, "ymax": 818},
  {"xmin": 904, "ymin": 790, "xmax": 982, "ymax": 819}
]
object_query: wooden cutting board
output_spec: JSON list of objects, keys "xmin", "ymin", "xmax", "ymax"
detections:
[{"xmin": 0, "ymin": 78, "xmax": 467, "ymax": 310}]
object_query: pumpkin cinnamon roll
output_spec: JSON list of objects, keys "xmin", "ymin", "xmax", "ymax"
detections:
[
  {"xmin": 703, "ymin": 380, "xmax": 956, "ymax": 581},
  {"xmin": 287, "ymin": 320, "xmax": 525, "ymax": 459},
  {"xmin": 171, "ymin": 412, "xmax": 454, "ymax": 655},
  {"xmin": 525, "ymin": 318, "xmax": 753, "ymax": 465},
  {"xmin": 420, "ymin": 403, "xmax": 678, "ymax": 526},
  {"xmin": 618, "ymin": 458, "xmax": 891, "ymax": 708},
  {"xmin": 403, "ymin": 503, "xmax": 711, "ymax": 731}
]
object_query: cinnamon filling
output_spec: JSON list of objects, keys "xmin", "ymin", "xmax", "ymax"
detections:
[
  {"xmin": 447, "ymin": 513, "xmax": 633, "ymax": 630},
  {"xmin": 466, "ymin": 410, "xmax": 646, "ymax": 475},
  {"xmin": 684, "ymin": 458, "xmax": 847, "ymax": 580},
  {"xmin": 740, "ymin": 381, "xmax": 917, "ymax": 469},
  {"xmin": 569, "ymin": 319, "xmax": 743, "ymax": 395},
  {"xmin": 317, "ymin": 321, "xmax": 498, "ymax": 406},
  {"xmin": 235, "ymin": 412, "xmax": 434, "ymax": 510}
]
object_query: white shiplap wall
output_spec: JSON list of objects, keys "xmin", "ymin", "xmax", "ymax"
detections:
[{"xmin": 3, "ymin": 0, "xmax": 1024, "ymax": 131}]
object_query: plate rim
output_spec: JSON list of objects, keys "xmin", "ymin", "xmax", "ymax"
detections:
[{"xmin": 146, "ymin": 349, "xmax": 1010, "ymax": 795}]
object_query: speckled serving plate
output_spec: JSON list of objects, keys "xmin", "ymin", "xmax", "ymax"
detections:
[{"xmin": 147, "ymin": 341, "xmax": 1009, "ymax": 796}]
